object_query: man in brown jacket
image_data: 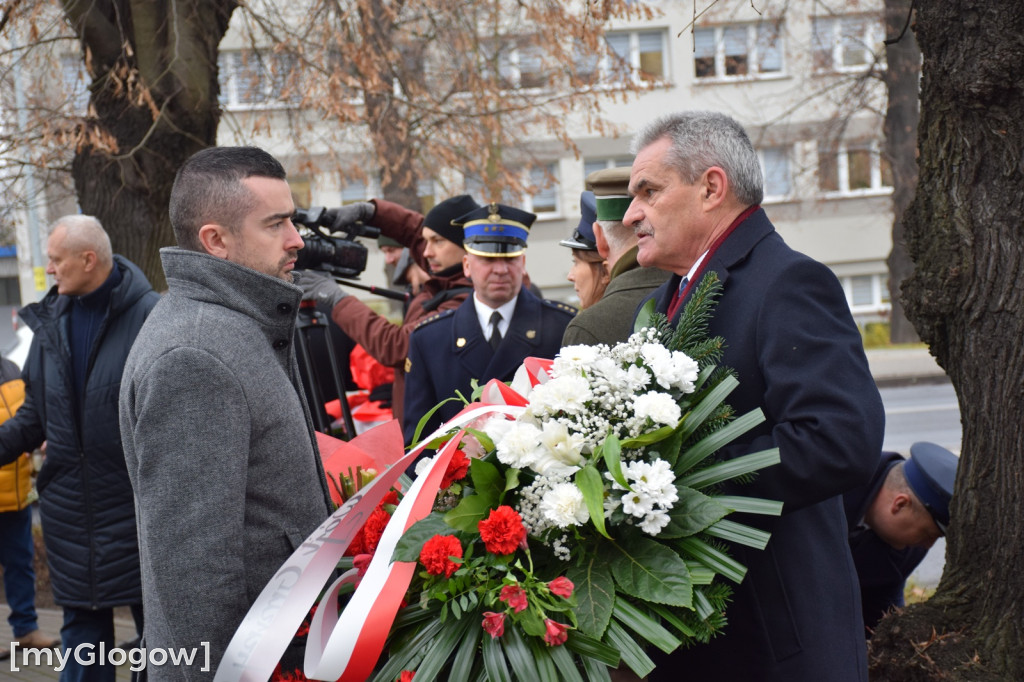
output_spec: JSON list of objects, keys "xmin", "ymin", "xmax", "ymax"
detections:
[{"xmin": 299, "ymin": 195, "xmax": 479, "ymax": 424}]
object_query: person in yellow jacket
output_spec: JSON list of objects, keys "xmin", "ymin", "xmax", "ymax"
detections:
[{"xmin": 0, "ymin": 357, "xmax": 60, "ymax": 660}]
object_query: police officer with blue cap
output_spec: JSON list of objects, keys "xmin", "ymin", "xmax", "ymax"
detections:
[
  {"xmin": 403, "ymin": 202, "xmax": 576, "ymax": 445},
  {"xmin": 844, "ymin": 442, "xmax": 959, "ymax": 634}
]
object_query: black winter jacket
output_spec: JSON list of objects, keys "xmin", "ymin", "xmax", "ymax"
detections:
[{"xmin": 0, "ymin": 255, "xmax": 159, "ymax": 608}]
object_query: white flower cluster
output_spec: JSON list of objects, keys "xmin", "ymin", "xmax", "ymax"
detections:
[
  {"xmin": 605, "ymin": 459, "xmax": 679, "ymax": 535},
  {"xmin": 481, "ymin": 329, "xmax": 699, "ymax": 538}
]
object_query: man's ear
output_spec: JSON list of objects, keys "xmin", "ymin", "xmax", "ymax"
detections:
[
  {"xmin": 198, "ymin": 223, "xmax": 230, "ymax": 259},
  {"xmin": 890, "ymin": 492, "xmax": 912, "ymax": 515},
  {"xmin": 592, "ymin": 222, "xmax": 610, "ymax": 259},
  {"xmin": 701, "ymin": 167, "xmax": 729, "ymax": 210},
  {"xmin": 462, "ymin": 254, "xmax": 471, "ymax": 278},
  {"xmin": 81, "ymin": 250, "xmax": 98, "ymax": 272}
]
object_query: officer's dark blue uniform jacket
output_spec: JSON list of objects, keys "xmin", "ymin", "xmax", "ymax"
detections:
[
  {"xmin": 845, "ymin": 451, "xmax": 928, "ymax": 634},
  {"xmin": 642, "ymin": 208, "xmax": 884, "ymax": 681},
  {"xmin": 403, "ymin": 286, "xmax": 574, "ymax": 444}
]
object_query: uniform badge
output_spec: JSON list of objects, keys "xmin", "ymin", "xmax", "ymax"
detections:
[
  {"xmin": 457, "ymin": 337, "xmax": 466, "ymax": 347},
  {"xmin": 526, "ymin": 330, "xmax": 537, "ymax": 339}
]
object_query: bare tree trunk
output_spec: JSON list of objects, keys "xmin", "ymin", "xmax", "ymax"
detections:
[
  {"xmin": 360, "ymin": 0, "xmax": 421, "ymax": 211},
  {"xmin": 882, "ymin": 0, "xmax": 920, "ymax": 345},
  {"xmin": 60, "ymin": 0, "xmax": 236, "ymax": 290},
  {"xmin": 870, "ymin": 0, "xmax": 1024, "ymax": 678}
]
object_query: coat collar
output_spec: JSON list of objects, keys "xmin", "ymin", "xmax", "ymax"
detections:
[
  {"xmin": 161, "ymin": 247, "xmax": 302, "ymax": 331},
  {"xmin": 652, "ymin": 208, "xmax": 775, "ymax": 322}
]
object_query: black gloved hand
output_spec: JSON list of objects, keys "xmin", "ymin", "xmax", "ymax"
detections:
[
  {"xmin": 323, "ymin": 202, "xmax": 376, "ymax": 231},
  {"xmin": 297, "ymin": 270, "xmax": 349, "ymax": 309}
]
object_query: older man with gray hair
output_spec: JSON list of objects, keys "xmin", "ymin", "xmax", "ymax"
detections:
[
  {"xmin": 626, "ymin": 111, "xmax": 884, "ymax": 681},
  {"xmin": 0, "ymin": 214, "xmax": 157, "ymax": 681}
]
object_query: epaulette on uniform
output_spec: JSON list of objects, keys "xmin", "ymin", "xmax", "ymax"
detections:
[
  {"xmin": 543, "ymin": 300, "xmax": 578, "ymax": 317},
  {"xmin": 413, "ymin": 308, "xmax": 456, "ymax": 330}
]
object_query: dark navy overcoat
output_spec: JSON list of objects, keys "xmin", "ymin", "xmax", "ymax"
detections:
[{"xmin": 644, "ymin": 208, "xmax": 885, "ymax": 681}]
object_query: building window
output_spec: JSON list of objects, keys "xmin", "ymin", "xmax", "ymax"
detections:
[
  {"xmin": 587, "ymin": 30, "xmax": 667, "ymax": 84},
  {"xmin": 583, "ymin": 157, "xmax": 633, "ymax": 179},
  {"xmin": 840, "ymin": 273, "xmax": 891, "ymax": 316},
  {"xmin": 525, "ymin": 165, "xmax": 559, "ymax": 216},
  {"xmin": 759, "ymin": 147, "xmax": 792, "ymax": 200},
  {"xmin": 218, "ymin": 50, "xmax": 299, "ymax": 109},
  {"xmin": 818, "ymin": 140, "xmax": 892, "ymax": 195},
  {"xmin": 811, "ymin": 16, "xmax": 883, "ymax": 72},
  {"xmin": 464, "ymin": 166, "xmax": 559, "ymax": 216},
  {"xmin": 694, "ymin": 22, "xmax": 783, "ymax": 80}
]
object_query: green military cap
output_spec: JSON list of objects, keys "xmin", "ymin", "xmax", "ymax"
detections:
[{"xmin": 585, "ymin": 166, "xmax": 633, "ymax": 222}]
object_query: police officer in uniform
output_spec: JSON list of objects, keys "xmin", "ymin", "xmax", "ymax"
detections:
[
  {"xmin": 403, "ymin": 202, "xmax": 576, "ymax": 444},
  {"xmin": 844, "ymin": 441, "xmax": 959, "ymax": 634}
]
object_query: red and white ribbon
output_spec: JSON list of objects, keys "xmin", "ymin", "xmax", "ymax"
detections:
[{"xmin": 214, "ymin": 392, "xmax": 530, "ymax": 682}]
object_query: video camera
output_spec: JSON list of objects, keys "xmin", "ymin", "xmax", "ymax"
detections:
[{"xmin": 292, "ymin": 206, "xmax": 381, "ymax": 279}]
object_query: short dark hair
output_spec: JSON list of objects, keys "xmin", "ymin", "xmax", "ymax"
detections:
[{"xmin": 169, "ymin": 146, "xmax": 287, "ymax": 252}]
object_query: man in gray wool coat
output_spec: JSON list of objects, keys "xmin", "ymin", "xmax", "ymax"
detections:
[{"xmin": 119, "ymin": 146, "xmax": 333, "ymax": 680}]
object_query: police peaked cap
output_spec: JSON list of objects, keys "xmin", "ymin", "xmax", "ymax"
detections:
[
  {"xmin": 560, "ymin": 191, "xmax": 598, "ymax": 251},
  {"xmin": 904, "ymin": 441, "xmax": 959, "ymax": 533},
  {"xmin": 455, "ymin": 202, "xmax": 537, "ymax": 257}
]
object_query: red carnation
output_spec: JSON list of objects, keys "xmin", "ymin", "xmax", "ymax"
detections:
[
  {"xmin": 477, "ymin": 505, "xmax": 527, "ymax": 555},
  {"xmin": 419, "ymin": 535, "xmax": 463, "ymax": 578},
  {"xmin": 346, "ymin": 505, "xmax": 392, "ymax": 556},
  {"xmin": 441, "ymin": 449, "xmax": 471, "ymax": 489},
  {"xmin": 542, "ymin": 619, "xmax": 569, "ymax": 646},
  {"xmin": 399, "ymin": 672, "xmax": 415, "ymax": 682},
  {"xmin": 482, "ymin": 611, "xmax": 506, "ymax": 639},
  {"xmin": 548, "ymin": 576, "xmax": 574, "ymax": 599},
  {"xmin": 498, "ymin": 584, "xmax": 528, "ymax": 613}
]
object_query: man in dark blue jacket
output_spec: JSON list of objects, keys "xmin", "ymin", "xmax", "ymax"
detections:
[
  {"xmin": 628, "ymin": 112, "xmax": 884, "ymax": 681},
  {"xmin": 0, "ymin": 215, "xmax": 158, "ymax": 681},
  {"xmin": 845, "ymin": 443, "xmax": 958, "ymax": 635}
]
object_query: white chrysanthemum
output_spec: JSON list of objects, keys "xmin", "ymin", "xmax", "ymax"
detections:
[
  {"xmin": 625, "ymin": 459, "xmax": 678, "ymax": 506},
  {"xmin": 669, "ymin": 351, "xmax": 700, "ymax": 393},
  {"xmin": 590, "ymin": 355, "xmax": 620, "ymax": 381},
  {"xmin": 540, "ymin": 483, "xmax": 590, "ymax": 528},
  {"xmin": 528, "ymin": 375, "xmax": 592, "ymax": 416},
  {"xmin": 495, "ymin": 422, "xmax": 542, "ymax": 468},
  {"xmin": 621, "ymin": 364, "xmax": 652, "ymax": 392},
  {"xmin": 553, "ymin": 344, "xmax": 602, "ymax": 374},
  {"xmin": 621, "ymin": 489, "xmax": 654, "ymax": 517},
  {"xmin": 603, "ymin": 494, "xmax": 621, "ymax": 518},
  {"xmin": 632, "ymin": 392, "xmax": 681, "ymax": 426},
  {"xmin": 480, "ymin": 415, "xmax": 515, "ymax": 445},
  {"xmin": 639, "ymin": 509, "xmax": 671, "ymax": 535},
  {"xmin": 640, "ymin": 343, "xmax": 679, "ymax": 390}
]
